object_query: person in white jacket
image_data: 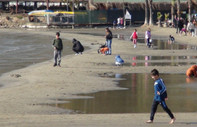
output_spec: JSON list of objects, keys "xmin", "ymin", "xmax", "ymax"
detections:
[{"xmin": 187, "ymin": 21, "xmax": 195, "ymax": 36}]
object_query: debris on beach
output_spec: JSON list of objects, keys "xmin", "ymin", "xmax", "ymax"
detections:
[{"xmin": 10, "ymin": 74, "xmax": 22, "ymax": 78}]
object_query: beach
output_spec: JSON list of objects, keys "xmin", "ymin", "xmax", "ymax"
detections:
[{"xmin": 0, "ymin": 26, "xmax": 197, "ymax": 126}]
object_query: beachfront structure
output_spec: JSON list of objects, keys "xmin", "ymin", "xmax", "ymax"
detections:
[
  {"xmin": 0, "ymin": 0, "xmax": 190, "ymax": 13},
  {"xmin": 0, "ymin": 0, "xmax": 195, "ymax": 26},
  {"xmin": 93, "ymin": 0, "xmax": 187, "ymax": 2},
  {"xmin": 0, "ymin": 0, "xmax": 88, "ymax": 13}
]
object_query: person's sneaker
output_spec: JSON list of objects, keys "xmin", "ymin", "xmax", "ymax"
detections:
[
  {"xmin": 146, "ymin": 120, "xmax": 153, "ymax": 123},
  {"xmin": 169, "ymin": 118, "xmax": 176, "ymax": 124},
  {"xmin": 53, "ymin": 64, "xmax": 57, "ymax": 67},
  {"xmin": 58, "ymin": 64, "xmax": 61, "ymax": 67}
]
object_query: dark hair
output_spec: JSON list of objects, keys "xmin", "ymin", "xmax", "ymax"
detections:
[
  {"xmin": 106, "ymin": 27, "xmax": 111, "ymax": 32},
  {"xmin": 73, "ymin": 38, "xmax": 77, "ymax": 41},
  {"xmin": 151, "ymin": 69, "xmax": 159, "ymax": 76},
  {"xmin": 56, "ymin": 32, "xmax": 60, "ymax": 36}
]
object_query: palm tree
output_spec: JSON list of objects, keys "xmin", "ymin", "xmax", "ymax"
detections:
[
  {"xmin": 148, "ymin": 0, "xmax": 153, "ymax": 25},
  {"xmin": 144, "ymin": 0, "xmax": 149, "ymax": 25},
  {"xmin": 177, "ymin": 0, "xmax": 180, "ymax": 18},
  {"xmin": 188, "ymin": 0, "xmax": 192, "ymax": 21},
  {"xmin": 171, "ymin": 0, "xmax": 176, "ymax": 24},
  {"xmin": 89, "ymin": 0, "xmax": 96, "ymax": 10}
]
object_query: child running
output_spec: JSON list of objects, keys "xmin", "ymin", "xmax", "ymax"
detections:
[
  {"xmin": 130, "ymin": 29, "xmax": 138, "ymax": 48},
  {"xmin": 146, "ymin": 69, "xmax": 175, "ymax": 124}
]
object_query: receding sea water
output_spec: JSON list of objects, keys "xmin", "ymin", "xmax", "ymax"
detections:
[
  {"xmin": 77, "ymin": 32, "xmax": 197, "ymax": 50},
  {"xmin": 0, "ymin": 31, "xmax": 73, "ymax": 76},
  {"xmin": 52, "ymin": 73, "xmax": 197, "ymax": 114}
]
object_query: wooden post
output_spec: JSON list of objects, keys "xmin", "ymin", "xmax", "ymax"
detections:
[
  {"xmin": 46, "ymin": 0, "xmax": 49, "ymax": 10},
  {"xmin": 34, "ymin": 2, "xmax": 37, "ymax": 10},
  {"xmin": 16, "ymin": 0, "xmax": 18, "ymax": 14}
]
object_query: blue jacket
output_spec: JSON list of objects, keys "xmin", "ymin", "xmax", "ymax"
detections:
[
  {"xmin": 154, "ymin": 78, "xmax": 167, "ymax": 101},
  {"xmin": 115, "ymin": 55, "xmax": 124, "ymax": 64}
]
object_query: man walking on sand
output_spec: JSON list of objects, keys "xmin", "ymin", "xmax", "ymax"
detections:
[
  {"xmin": 146, "ymin": 69, "xmax": 175, "ymax": 124},
  {"xmin": 52, "ymin": 32, "xmax": 63, "ymax": 67}
]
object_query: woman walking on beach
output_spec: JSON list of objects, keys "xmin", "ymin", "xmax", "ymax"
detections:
[
  {"xmin": 145, "ymin": 28, "xmax": 152, "ymax": 48},
  {"xmin": 130, "ymin": 29, "xmax": 138, "ymax": 48},
  {"xmin": 146, "ymin": 69, "xmax": 175, "ymax": 124},
  {"xmin": 105, "ymin": 28, "xmax": 113, "ymax": 55},
  {"xmin": 52, "ymin": 32, "xmax": 63, "ymax": 67}
]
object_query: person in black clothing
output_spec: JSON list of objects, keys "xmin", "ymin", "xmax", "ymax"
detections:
[
  {"xmin": 173, "ymin": 15, "xmax": 177, "ymax": 28},
  {"xmin": 178, "ymin": 18, "xmax": 184, "ymax": 34},
  {"xmin": 105, "ymin": 27, "xmax": 113, "ymax": 55},
  {"xmin": 72, "ymin": 38, "xmax": 84, "ymax": 55}
]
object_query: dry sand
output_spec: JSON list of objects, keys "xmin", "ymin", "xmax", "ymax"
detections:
[{"xmin": 0, "ymin": 26, "xmax": 197, "ymax": 127}]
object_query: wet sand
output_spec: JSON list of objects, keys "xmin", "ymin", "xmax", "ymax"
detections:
[
  {"xmin": 0, "ymin": 29, "xmax": 74, "ymax": 77},
  {"xmin": 0, "ymin": 26, "xmax": 197, "ymax": 126}
]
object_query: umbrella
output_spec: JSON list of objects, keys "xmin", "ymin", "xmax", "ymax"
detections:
[{"xmin": 28, "ymin": 10, "xmax": 54, "ymax": 16}]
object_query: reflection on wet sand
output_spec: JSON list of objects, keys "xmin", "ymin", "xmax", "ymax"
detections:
[
  {"xmin": 51, "ymin": 73, "xmax": 197, "ymax": 114},
  {"xmin": 131, "ymin": 55, "xmax": 196, "ymax": 67}
]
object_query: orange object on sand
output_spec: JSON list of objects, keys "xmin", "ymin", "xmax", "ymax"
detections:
[
  {"xmin": 186, "ymin": 65, "xmax": 197, "ymax": 77},
  {"xmin": 100, "ymin": 47, "xmax": 109, "ymax": 54}
]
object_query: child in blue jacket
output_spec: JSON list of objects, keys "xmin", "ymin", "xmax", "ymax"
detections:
[
  {"xmin": 115, "ymin": 55, "xmax": 124, "ymax": 66},
  {"xmin": 146, "ymin": 69, "xmax": 175, "ymax": 124}
]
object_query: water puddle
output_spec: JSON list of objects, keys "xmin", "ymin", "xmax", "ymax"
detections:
[
  {"xmin": 151, "ymin": 40, "xmax": 197, "ymax": 50},
  {"xmin": 51, "ymin": 73, "xmax": 197, "ymax": 114},
  {"xmin": 126, "ymin": 56, "xmax": 197, "ymax": 67},
  {"xmin": 130, "ymin": 62, "xmax": 196, "ymax": 67},
  {"xmin": 134, "ymin": 56, "xmax": 197, "ymax": 60},
  {"xmin": 78, "ymin": 32, "xmax": 197, "ymax": 50}
]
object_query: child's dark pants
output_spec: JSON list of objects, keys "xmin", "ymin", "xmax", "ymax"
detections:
[{"xmin": 150, "ymin": 100, "xmax": 174, "ymax": 121}]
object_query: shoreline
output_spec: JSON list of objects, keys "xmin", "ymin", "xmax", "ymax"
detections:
[{"xmin": 0, "ymin": 26, "xmax": 197, "ymax": 126}]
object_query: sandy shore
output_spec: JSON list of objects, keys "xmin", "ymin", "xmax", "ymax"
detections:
[{"xmin": 0, "ymin": 26, "xmax": 197, "ymax": 126}]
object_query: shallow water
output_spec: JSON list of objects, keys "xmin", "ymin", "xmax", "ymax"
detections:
[
  {"xmin": 0, "ymin": 31, "xmax": 73, "ymax": 76},
  {"xmin": 130, "ymin": 62, "xmax": 196, "ymax": 67},
  {"xmin": 77, "ymin": 32, "xmax": 197, "ymax": 50},
  {"xmin": 52, "ymin": 73, "xmax": 197, "ymax": 114},
  {"xmin": 122, "ymin": 55, "xmax": 197, "ymax": 67},
  {"xmin": 134, "ymin": 56, "xmax": 197, "ymax": 60},
  {"xmin": 49, "ymin": 32, "xmax": 197, "ymax": 114}
]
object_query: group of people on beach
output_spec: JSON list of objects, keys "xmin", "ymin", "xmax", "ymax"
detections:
[
  {"xmin": 130, "ymin": 28, "xmax": 152, "ymax": 48},
  {"xmin": 52, "ymin": 32, "xmax": 84, "ymax": 67},
  {"xmin": 113, "ymin": 17, "xmax": 124, "ymax": 29},
  {"xmin": 99, "ymin": 27, "xmax": 176, "ymax": 124},
  {"xmin": 174, "ymin": 16, "xmax": 197, "ymax": 37},
  {"xmin": 51, "ymin": 25, "xmax": 197, "ymax": 124}
]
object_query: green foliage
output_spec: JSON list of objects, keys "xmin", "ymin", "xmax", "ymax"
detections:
[
  {"xmin": 157, "ymin": 12, "xmax": 162, "ymax": 20},
  {"xmin": 164, "ymin": 13, "xmax": 169, "ymax": 20},
  {"xmin": 171, "ymin": 0, "xmax": 176, "ymax": 6},
  {"xmin": 16, "ymin": 15, "xmax": 23, "ymax": 19}
]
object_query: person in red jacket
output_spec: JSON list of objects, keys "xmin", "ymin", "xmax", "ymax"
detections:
[
  {"xmin": 186, "ymin": 65, "xmax": 197, "ymax": 77},
  {"xmin": 130, "ymin": 29, "xmax": 138, "ymax": 48}
]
